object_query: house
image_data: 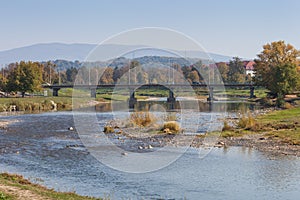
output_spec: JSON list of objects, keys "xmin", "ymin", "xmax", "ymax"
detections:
[{"xmin": 243, "ymin": 61, "xmax": 255, "ymax": 77}]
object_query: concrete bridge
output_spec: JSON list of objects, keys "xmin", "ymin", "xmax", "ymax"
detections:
[{"xmin": 42, "ymin": 83, "xmax": 256, "ymax": 106}]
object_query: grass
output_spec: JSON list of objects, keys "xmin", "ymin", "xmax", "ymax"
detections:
[
  {"xmin": 129, "ymin": 111, "xmax": 157, "ymax": 127},
  {"xmin": 162, "ymin": 121, "xmax": 180, "ymax": 133},
  {"xmin": 217, "ymin": 88, "xmax": 268, "ymax": 98},
  {"xmin": 0, "ymin": 191, "xmax": 12, "ymax": 200},
  {"xmin": 221, "ymin": 106, "xmax": 300, "ymax": 145},
  {"xmin": 0, "ymin": 173, "xmax": 102, "ymax": 200}
]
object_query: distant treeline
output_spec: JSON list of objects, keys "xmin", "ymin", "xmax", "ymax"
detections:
[{"xmin": 0, "ymin": 56, "xmax": 253, "ymax": 96}]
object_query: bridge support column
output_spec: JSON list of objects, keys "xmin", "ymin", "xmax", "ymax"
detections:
[
  {"xmin": 53, "ymin": 88, "xmax": 60, "ymax": 96},
  {"xmin": 250, "ymin": 86, "xmax": 255, "ymax": 98},
  {"xmin": 90, "ymin": 88, "xmax": 97, "ymax": 98},
  {"xmin": 207, "ymin": 87, "xmax": 214, "ymax": 102},
  {"xmin": 167, "ymin": 90, "xmax": 176, "ymax": 103},
  {"xmin": 129, "ymin": 89, "xmax": 137, "ymax": 109}
]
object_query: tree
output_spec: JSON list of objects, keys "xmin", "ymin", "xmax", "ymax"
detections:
[
  {"xmin": 42, "ymin": 61, "xmax": 56, "ymax": 84},
  {"xmin": 99, "ymin": 67, "xmax": 114, "ymax": 84},
  {"xmin": 188, "ymin": 70, "xmax": 200, "ymax": 83},
  {"xmin": 217, "ymin": 62, "xmax": 229, "ymax": 83},
  {"xmin": 254, "ymin": 41, "xmax": 300, "ymax": 97},
  {"xmin": 228, "ymin": 57, "xmax": 245, "ymax": 83},
  {"xmin": 66, "ymin": 67, "xmax": 78, "ymax": 83},
  {"xmin": 6, "ymin": 61, "xmax": 43, "ymax": 97}
]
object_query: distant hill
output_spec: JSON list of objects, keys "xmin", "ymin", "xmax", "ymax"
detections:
[{"xmin": 0, "ymin": 43, "xmax": 233, "ymax": 66}]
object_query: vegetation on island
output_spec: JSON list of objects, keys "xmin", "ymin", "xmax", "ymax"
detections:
[{"xmin": 221, "ymin": 105, "xmax": 300, "ymax": 146}]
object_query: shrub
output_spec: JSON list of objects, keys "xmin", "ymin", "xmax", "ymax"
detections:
[
  {"xmin": 0, "ymin": 191, "xmax": 9, "ymax": 200},
  {"xmin": 103, "ymin": 126, "xmax": 115, "ymax": 133},
  {"xmin": 163, "ymin": 121, "xmax": 180, "ymax": 133},
  {"xmin": 259, "ymin": 97, "xmax": 274, "ymax": 107},
  {"xmin": 222, "ymin": 121, "xmax": 233, "ymax": 131},
  {"xmin": 237, "ymin": 113, "xmax": 258, "ymax": 130},
  {"xmin": 130, "ymin": 111, "xmax": 156, "ymax": 127}
]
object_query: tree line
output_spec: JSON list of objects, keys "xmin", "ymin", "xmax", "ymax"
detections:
[{"xmin": 0, "ymin": 40, "xmax": 299, "ymax": 99}]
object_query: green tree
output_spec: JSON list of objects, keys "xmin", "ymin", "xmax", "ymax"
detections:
[
  {"xmin": 66, "ymin": 67, "xmax": 78, "ymax": 83},
  {"xmin": 6, "ymin": 61, "xmax": 43, "ymax": 97},
  {"xmin": 228, "ymin": 57, "xmax": 245, "ymax": 83},
  {"xmin": 254, "ymin": 41, "xmax": 300, "ymax": 97}
]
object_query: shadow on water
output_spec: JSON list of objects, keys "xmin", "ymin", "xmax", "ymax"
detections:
[{"xmin": 92, "ymin": 100, "xmax": 262, "ymax": 113}]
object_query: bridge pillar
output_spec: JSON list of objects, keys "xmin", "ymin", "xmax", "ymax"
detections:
[
  {"xmin": 167, "ymin": 90, "xmax": 176, "ymax": 103},
  {"xmin": 90, "ymin": 88, "xmax": 97, "ymax": 98},
  {"xmin": 250, "ymin": 86, "xmax": 255, "ymax": 98},
  {"xmin": 207, "ymin": 87, "xmax": 214, "ymax": 102},
  {"xmin": 129, "ymin": 89, "xmax": 137, "ymax": 109},
  {"xmin": 53, "ymin": 88, "xmax": 60, "ymax": 96}
]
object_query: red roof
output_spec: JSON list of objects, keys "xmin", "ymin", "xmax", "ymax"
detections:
[{"xmin": 243, "ymin": 61, "xmax": 255, "ymax": 70}]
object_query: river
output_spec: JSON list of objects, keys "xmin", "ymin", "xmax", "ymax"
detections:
[{"xmin": 0, "ymin": 101, "xmax": 300, "ymax": 199}]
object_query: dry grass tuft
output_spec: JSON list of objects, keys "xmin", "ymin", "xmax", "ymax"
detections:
[
  {"xmin": 130, "ymin": 111, "xmax": 157, "ymax": 127},
  {"xmin": 163, "ymin": 121, "xmax": 180, "ymax": 133},
  {"xmin": 222, "ymin": 121, "xmax": 233, "ymax": 131},
  {"xmin": 238, "ymin": 113, "xmax": 260, "ymax": 131},
  {"xmin": 103, "ymin": 126, "xmax": 115, "ymax": 133}
]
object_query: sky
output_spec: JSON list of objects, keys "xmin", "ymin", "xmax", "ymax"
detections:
[{"xmin": 0, "ymin": 0, "xmax": 299, "ymax": 59}]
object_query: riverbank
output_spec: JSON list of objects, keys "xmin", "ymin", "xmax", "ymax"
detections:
[
  {"xmin": 104, "ymin": 106, "xmax": 300, "ymax": 157},
  {"xmin": 0, "ymin": 173, "xmax": 101, "ymax": 200},
  {"xmin": 217, "ymin": 106, "xmax": 300, "ymax": 157}
]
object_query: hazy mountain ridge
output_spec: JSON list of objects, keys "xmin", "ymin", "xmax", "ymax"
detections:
[{"xmin": 0, "ymin": 43, "xmax": 233, "ymax": 67}]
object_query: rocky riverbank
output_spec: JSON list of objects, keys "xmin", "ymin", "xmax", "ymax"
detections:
[
  {"xmin": 218, "ymin": 134, "xmax": 300, "ymax": 157},
  {"xmin": 103, "ymin": 106, "xmax": 300, "ymax": 157}
]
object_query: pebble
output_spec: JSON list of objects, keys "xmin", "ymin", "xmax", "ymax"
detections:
[{"xmin": 68, "ymin": 127, "xmax": 74, "ymax": 131}]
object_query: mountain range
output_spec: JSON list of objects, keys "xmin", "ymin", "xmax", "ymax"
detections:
[{"xmin": 0, "ymin": 43, "xmax": 233, "ymax": 67}]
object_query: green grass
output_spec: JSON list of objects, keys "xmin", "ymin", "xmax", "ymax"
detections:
[
  {"xmin": 257, "ymin": 107, "xmax": 300, "ymax": 122},
  {"xmin": 0, "ymin": 191, "xmax": 12, "ymax": 200},
  {"xmin": 0, "ymin": 173, "xmax": 102, "ymax": 200},
  {"xmin": 221, "ymin": 106, "xmax": 300, "ymax": 145},
  {"xmin": 218, "ymin": 88, "xmax": 268, "ymax": 98}
]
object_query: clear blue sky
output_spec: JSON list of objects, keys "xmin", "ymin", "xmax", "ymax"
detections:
[{"xmin": 0, "ymin": 0, "xmax": 299, "ymax": 58}]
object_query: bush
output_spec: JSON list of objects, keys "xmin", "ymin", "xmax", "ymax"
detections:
[
  {"xmin": 222, "ymin": 121, "xmax": 233, "ymax": 131},
  {"xmin": 103, "ymin": 126, "xmax": 115, "ymax": 133},
  {"xmin": 259, "ymin": 97, "xmax": 275, "ymax": 107},
  {"xmin": 0, "ymin": 192, "xmax": 10, "ymax": 200},
  {"xmin": 238, "ymin": 113, "xmax": 258, "ymax": 130},
  {"xmin": 130, "ymin": 111, "xmax": 156, "ymax": 127},
  {"xmin": 163, "ymin": 121, "xmax": 180, "ymax": 133}
]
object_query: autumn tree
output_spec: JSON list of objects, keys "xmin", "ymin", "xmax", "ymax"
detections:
[
  {"xmin": 6, "ymin": 61, "xmax": 43, "ymax": 97},
  {"xmin": 99, "ymin": 67, "xmax": 114, "ymax": 84},
  {"xmin": 217, "ymin": 62, "xmax": 229, "ymax": 83},
  {"xmin": 254, "ymin": 41, "xmax": 300, "ymax": 97},
  {"xmin": 228, "ymin": 57, "xmax": 245, "ymax": 83}
]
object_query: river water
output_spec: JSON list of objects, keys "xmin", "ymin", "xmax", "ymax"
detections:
[{"xmin": 0, "ymin": 102, "xmax": 300, "ymax": 199}]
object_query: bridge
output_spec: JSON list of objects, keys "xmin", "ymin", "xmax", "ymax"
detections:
[{"xmin": 42, "ymin": 83, "xmax": 256, "ymax": 107}]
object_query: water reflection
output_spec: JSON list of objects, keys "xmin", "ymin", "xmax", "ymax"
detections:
[{"xmin": 92, "ymin": 100, "xmax": 261, "ymax": 113}]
